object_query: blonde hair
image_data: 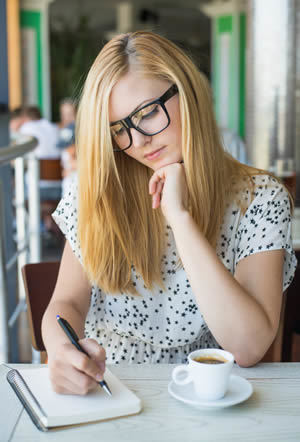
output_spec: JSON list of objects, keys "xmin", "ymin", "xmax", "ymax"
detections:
[{"xmin": 76, "ymin": 31, "xmax": 270, "ymax": 294}]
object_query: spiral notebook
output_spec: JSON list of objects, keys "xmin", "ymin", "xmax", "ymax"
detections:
[{"xmin": 6, "ymin": 366, "xmax": 142, "ymax": 432}]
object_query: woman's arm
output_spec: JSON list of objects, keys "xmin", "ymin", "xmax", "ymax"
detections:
[
  {"xmin": 41, "ymin": 240, "xmax": 106, "ymax": 394},
  {"xmin": 149, "ymin": 163, "xmax": 284, "ymax": 367},
  {"xmin": 170, "ymin": 211, "xmax": 283, "ymax": 367}
]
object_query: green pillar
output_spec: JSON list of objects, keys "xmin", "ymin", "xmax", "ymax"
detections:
[
  {"xmin": 20, "ymin": 0, "xmax": 53, "ymax": 119},
  {"xmin": 201, "ymin": 1, "xmax": 246, "ymax": 138}
]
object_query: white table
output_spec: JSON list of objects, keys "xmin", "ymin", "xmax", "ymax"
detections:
[{"xmin": 1, "ymin": 363, "xmax": 300, "ymax": 441}]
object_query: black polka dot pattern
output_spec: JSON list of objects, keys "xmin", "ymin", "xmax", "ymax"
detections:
[
  {"xmin": 217, "ymin": 175, "xmax": 297, "ymax": 290},
  {"xmin": 52, "ymin": 174, "xmax": 297, "ymax": 364}
]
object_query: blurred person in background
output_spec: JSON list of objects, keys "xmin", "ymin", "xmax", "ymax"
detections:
[
  {"xmin": 9, "ymin": 107, "xmax": 25, "ymax": 141},
  {"xmin": 56, "ymin": 98, "xmax": 78, "ymax": 196},
  {"xmin": 58, "ymin": 98, "xmax": 76, "ymax": 129},
  {"xmin": 19, "ymin": 106, "xmax": 60, "ymax": 159},
  {"xmin": 18, "ymin": 106, "xmax": 62, "ymax": 239},
  {"xmin": 56, "ymin": 98, "xmax": 76, "ymax": 154}
]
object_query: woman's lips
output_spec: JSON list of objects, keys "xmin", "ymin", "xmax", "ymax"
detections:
[{"xmin": 145, "ymin": 146, "xmax": 165, "ymax": 161}]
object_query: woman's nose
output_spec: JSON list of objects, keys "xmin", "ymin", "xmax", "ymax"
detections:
[{"xmin": 130, "ymin": 128, "xmax": 152, "ymax": 148}]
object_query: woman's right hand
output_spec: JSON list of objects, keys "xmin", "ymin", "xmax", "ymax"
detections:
[{"xmin": 48, "ymin": 338, "xmax": 106, "ymax": 395}]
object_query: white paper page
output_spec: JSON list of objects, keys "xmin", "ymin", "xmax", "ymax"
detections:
[{"xmin": 19, "ymin": 367, "xmax": 141, "ymax": 427}]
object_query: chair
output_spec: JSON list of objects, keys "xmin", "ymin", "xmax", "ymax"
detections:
[
  {"xmin": 21, "ymin": 261, "xmax": 60, "ymax": 352},
  {"xmin": 39, "ymin": 158, "xmax": 63, "ymax": 238},
  {"xmin": 281, "ymin": 250, "xmax": 300, "ymax": 361},
  {"xmin": 261, "ymin": 251, "xmax": 300, "ymax": 362},
  {"xmin": 39, "ymin": 158, "xmax": 63, "ymax": 181}
]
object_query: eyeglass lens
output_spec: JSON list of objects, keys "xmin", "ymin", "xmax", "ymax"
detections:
[{"xmin": 111, "ymin": 102, "xmax": 169, "ymax": 150}]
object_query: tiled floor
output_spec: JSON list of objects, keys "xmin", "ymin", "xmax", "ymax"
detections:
[{"xmin": 17, "ymin": 234, "xmax": 300, "ymax": 363}]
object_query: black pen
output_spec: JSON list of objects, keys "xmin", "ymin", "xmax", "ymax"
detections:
[{"xmin": 56, "ymin": 315, "xmax": 112, "ymax": 396}]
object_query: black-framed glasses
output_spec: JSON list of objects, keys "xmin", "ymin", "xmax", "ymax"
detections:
[{"xmin": 110, "ymin": 84, "xmax": 178, "ymax": 151}]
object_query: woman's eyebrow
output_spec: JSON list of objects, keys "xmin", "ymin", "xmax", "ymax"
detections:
[
  {"xmin": 131, "ymin": 96, "xmax": 156, "ymax": 113},
  {"xmin": 111, "ymin": 94, "xmax": 158, "ymax": 124}
]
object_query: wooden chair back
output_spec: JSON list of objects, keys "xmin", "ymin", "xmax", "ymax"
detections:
[
  {"xmin": 21, "ymin": 261, "xmax": 60, "ymax": 352},
  {"xmin": 262, "ymin": 251, "xmax": 300, "ymax": 363},
  {"xmin": 38, "ymin": 159, "xmax": 63, "ymax": 235},
  {"xmin": 282, "ymin": 251, "xmax": 300, "ymax": 361},
  {"xmin": 39, "ymin": 159, "xmax": 62, "ymax": 181}
]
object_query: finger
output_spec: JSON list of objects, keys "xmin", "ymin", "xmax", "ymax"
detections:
[
  {"xmin": 152, "ymin": 192, "xmax": 159, "ymax": 209},
  {"xmin": 152, "ymin": 180, "xmax": 164, "ymax": 209},
  {"xmin": 68, "ymin": 345, "xmax": 105, "ymax": 382},
  {"xmin": 149, "ymin": 177, "xmax": 157, "ymax": 195},
  {"xmin": 149, "ymin": 170, "xmax": 165, "ymax": 194},
  {"xmin": 80, "ymin": 338, "xmax": 106, "ymax": 373},
  {"xmin": 157, "ymin": 178, "xmax": 164, "ymax": 192},
  {"xmin": 51, "ymin": 366, "xmax": 98, "ymax": 395}
]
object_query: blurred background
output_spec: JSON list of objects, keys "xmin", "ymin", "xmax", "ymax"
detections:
[{"xmin": 0, "ymin": 0, "xmax": 300, "ymax": 364}]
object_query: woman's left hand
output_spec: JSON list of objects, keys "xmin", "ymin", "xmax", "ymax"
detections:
[{"xmin": 149, "ymin": 162, "xmax": 188, "ymax": 225}]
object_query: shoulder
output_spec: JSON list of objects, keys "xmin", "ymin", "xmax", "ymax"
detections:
[
  {"xmin": 52, "ymin": 174, "xmax": 78, "ymax": 229},
  {"xmin": 54, "ymin": 174, "xmax": 78, "ymax": 214},
  {"xmin": 222, "ymin": 173, "xmax": 291, "ymax": 233},
  {"xmin": 19, "ymin": 121, "xmax": 36, "ymax": 134},
  {"xmin": 248, "ymin": 174, "xmax": 289, "ymax": 206},
  {"xmin": 63, "ymin": 173, "xmax": 78, "ymax": 201},
  {"xmin": 234, "ymin": 174, "xmax": 292, "ymax": 232},
  {"xmin": 235, "ymin": 174, "xmax": 289, "ymax": 208},
  {"xmin": 52, "ymin": 174, "xmax": 81, "ymax": 260},
  {"xmin": 41, "ymin": 119, "xmax": 59, "ymax": 133},
  {"xmin": 57, "ymin": 123, "xmax": 75, "ymax": 148}
]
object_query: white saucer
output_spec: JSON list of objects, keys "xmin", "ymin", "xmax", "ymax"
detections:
[{"xmin": 168, "ymin": 375, "xmax": 253, "ymax": 409}]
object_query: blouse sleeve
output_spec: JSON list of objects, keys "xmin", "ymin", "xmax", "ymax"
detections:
[
  {"xmin": 235, "ymin": 175, "xmax": 297, "ymax": 291},
  {"xmin": 51, "ymin": 174, "xmax": 82, "ymax": 262}
]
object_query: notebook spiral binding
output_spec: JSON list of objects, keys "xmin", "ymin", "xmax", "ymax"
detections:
[{"xmin": 7, "ymin": 369, "xmax": 48, "ymax": 432}]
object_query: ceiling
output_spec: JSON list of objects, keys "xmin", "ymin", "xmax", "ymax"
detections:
[{"xmin": 50, "ymin": 0, "xmax": 214, "ymax": 47}]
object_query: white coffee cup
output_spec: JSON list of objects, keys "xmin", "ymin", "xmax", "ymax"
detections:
[{"xmin": 172, "ymin": 348, "xmax": 234, "ymax": 401}]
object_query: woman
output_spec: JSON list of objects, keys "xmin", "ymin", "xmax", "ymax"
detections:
[
  {"xmin": 42, "ymin": 31, "xmax": 297, "ymax": 395},
  {"xmin": 56, "ymin": 98, "xmax": 78, "ymax": 197}
]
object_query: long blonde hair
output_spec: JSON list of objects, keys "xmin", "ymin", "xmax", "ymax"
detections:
[{"xmin": 76, "ymin": 31, "xmax": 264, "ymax": 294}]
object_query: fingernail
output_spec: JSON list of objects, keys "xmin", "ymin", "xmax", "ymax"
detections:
[{"xmin": 96, "ymin": 373, "xmax": 103, "ymax": 381}]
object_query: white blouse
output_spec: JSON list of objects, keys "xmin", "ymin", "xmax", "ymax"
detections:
[{"xmin": 52, "ymin": 174, "xmax": 297, "ymax": 364}]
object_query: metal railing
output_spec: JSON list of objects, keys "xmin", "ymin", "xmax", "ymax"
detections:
[{"xmin": 0, "ymin": 135, "xmax": 41, "ymax": 363}]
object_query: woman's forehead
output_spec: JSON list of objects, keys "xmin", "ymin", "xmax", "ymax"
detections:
[{"xmin": 109, "ymin": 72, "xmax": 170, "ymax": 122}]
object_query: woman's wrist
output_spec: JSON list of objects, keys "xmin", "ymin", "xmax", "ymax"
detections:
[{"xmin": 166, "ymin": 209, "xmax": 191, "ymax": 230}]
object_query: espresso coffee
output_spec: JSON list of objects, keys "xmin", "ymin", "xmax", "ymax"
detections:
[
  {"xmin": 193, "ymin": 355, "xmax": 227, "ymax": 364},
  {"xmin": 172, "ymin": 348, "xmax": 234, "ymax": 400}
]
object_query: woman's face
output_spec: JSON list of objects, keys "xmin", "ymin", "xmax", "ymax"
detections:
[
  {"xmin": 60, "ymin": 103, "xmax": 76, "ymax": 126},
  {"xmin": 109, "ymin": 71, "xmax": 182, "ymax": 171}
]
